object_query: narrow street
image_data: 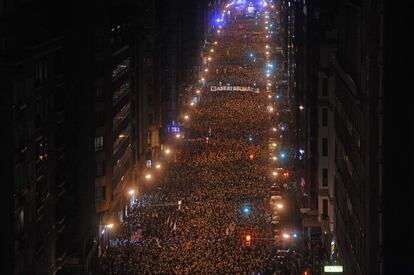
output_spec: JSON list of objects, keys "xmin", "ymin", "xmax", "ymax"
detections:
[{"xmin": 99, "ymin": 2, "xmax": 304, "ymax": 274}]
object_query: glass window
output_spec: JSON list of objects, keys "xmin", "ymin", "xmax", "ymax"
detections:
[
  {"xmin": 96, "ymin": 185, "xmax": 106, "ymax": 202},
  {"xmin": 322, "ymin": 108, "xmax": 328, "ymax": 127},
  {"xmin": 95, "ymin": 136, "xmax": 104, "ymax": 151},
  {"xmin": 95, "ymin": 111, "xmax": 105, "ymax": 126},
  {"xmin": 322, "ymin": 78, "xmax": 328, "ymax": 97},
  {"xmin": 322, "ymin": 138, "xmax": 328, "ymax": 156},
  {"xmin": 96, "ymin": 161, "xmax": 105, "ymax": 176},
  {"xmin": 322, "ymin": 168, "xmax": 328, "ymax": 187},
  {"xmin": 323, "ymin": 199, "xmax": 328, "ymax": 217},
  {"xmin": 96, "ymin": 87, "xmax": 103, "ymax": 99}
]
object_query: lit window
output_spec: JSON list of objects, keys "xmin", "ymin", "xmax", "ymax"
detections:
[{"xmin": 95, "ymin": 136, "xmax": 104, "ymax": 151}]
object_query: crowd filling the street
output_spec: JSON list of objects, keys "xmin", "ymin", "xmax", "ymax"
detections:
[{"xmin": 98, "ymin": 1, "xmax": 302, "ymax": 274}]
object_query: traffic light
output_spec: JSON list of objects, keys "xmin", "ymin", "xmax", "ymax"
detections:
[{"xmin": 245, "ymin": 235, "xmax": 251, "ymax": 246}]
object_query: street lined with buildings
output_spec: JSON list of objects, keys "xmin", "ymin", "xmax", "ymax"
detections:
[{"xmin": 98, "ymin": 1, "xmax": 305, "ymax": 274}]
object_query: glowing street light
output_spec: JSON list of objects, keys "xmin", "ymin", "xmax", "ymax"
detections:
[
  {"xmin": 155, "ymin": 164, "xmax": 161, "ymax": 169},
  {"xmin": 196, "ymin": 89, "xmax": 201, "ymax": 94},
  {"xmin": 106, "ymin": 223, "xmax": 114, "ymax": 229},
  {"xmin": 190, "ymin": 102, "xmax": 195, "ymax": 106},
  {"xmin": 205, "ymin": 68, "xmax": 209, "ymax": 72},
  {"xmin": 272, "ymin": 127, "xmax": 277, "ymax": 132},
  {"xmin": 283, "ymin": 233, "xmax": 290, "ymax": 239},
  {"xmin": 128, "ymin": 190, "xmax": 135, "ymax": 195},
  {"xmin": 272, "ymin": 171, "xmax": 278, "ymax": 176},
  {"xmin": 165, "ymin": 149, "xmax": 171, "ymax": 154},
  {"xmin": 208, "ymin": 57, "xmax": 212, "ymax": 61},
  {"xmin": 210, "ymin": 49, "xmax": 214, "ymax": 53},
  {"xmin": 299, "ymin": 105, "xmax": 304, "ymax": 110},
  {"xmin": 145, "ymin": 174, "xmax": 152, "ymax": 180},
  {"xmin": 184, "ymin": 115, "xmax": 189, "ymax": 120},
  {"xmin": 276, "ymin": 203, "xmax": 284, "ymax": 209},
  {"xmin": 175, "ymin": 134, "xmax": 181, "ymax": 138},
  {"xmin": 214, "ymin": 41, "xmax": 218, "ymax": 45}
]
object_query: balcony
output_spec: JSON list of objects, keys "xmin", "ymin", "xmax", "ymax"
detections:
[
  {"xmin": 112, "ymin": 58, "xmax": 130, "ymax": 82},
  {"xmin": 113, "ymin": 81, "xmax": 130, "ymax": 106}
]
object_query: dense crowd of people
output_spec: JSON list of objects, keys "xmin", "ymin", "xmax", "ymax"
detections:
[{"xmin": 98, "ymin": 8, "xmax": 292, "ymax": 275}]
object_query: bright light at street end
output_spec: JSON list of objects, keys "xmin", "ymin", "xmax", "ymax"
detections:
[
  {"xmin": 205, "ymin": 68, "xmax": 209, "ymax": 72},
  {"xmin": 106, "ymin": 223, "xmax": 114, "ymax": 229},
  {"xmin": 283, "ymin": 233, "xmax": 290, "ymax": 239},
  {"xmin": 145, "ymin": 174, "xmax": 152, "ymax": 179},
  {"xmin": 176, "ymin": 134, "xmax": 181, "ymax": 138},
  {"xmin": 190, "ymin": 102, "xmax": 195, "ymax": 106},
  {"xmin": 272, "ymin": 171, "xmax": 278, "ymax": 176},
  {"xmin": 165, "ymin": 149, "xmax": 171, "ymax": 154},
  {"xmin": 272, "ymin": 156, "xmax": 278, "ymax": 160},
  {"xmin": 272, "ymin": 127, "xmax": 277, "ymax": 132},
  {"xmin": 299, "ymin": 105, "xmax": 305, "ymax": 110},
  {"xmin": 214, "ymin": 41, "xmax": 218, "ymax": 45},
  {"xmin": 208, "ymin": 57, "xmax": 212, "ymax": 61},
  {"xmin": 155, "ymin": 164, "xmax": 161, "ymax": 169},
  {"xmin": 184, "ymin": 115, "xmax": 189, "ymax": 120},
  {"xmin": 128, "ymin": 190, "xmax": 135, "ymax": 195},
  {"xmin": 276, "ymin": 203, "xmax": 284, "ymax": 209},
  {"xmin": 268, "ymin": 95, "xmax": 272, "ymax": 98}
]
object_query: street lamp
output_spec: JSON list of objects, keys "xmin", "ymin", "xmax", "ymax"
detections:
[
  {"xmin": 165, "ymin": 149, "xmax": 171, "ymax": 154},
  {"xmin": 155, "ymin": 164, "xmax": 161, "ymax": 169},
  {"xmin": 276, "ymin": 203, "xmax": 284, "ymax": 209},
  {"xmin": 128, "ymin": 190, "xmax": 135, "ymax": 195},
  {"xmin": 283, "ymin": 233, "xmax": 290, "ymax": 239},
  {"xmin": 145, "ymin": 174, "xmax": 152, "ymax": 180},
  {"xmin": 299, "ymin": 105, "xmax": 304, "ymax": 110},
  {"xmin": 106, "ymin": 223, "xmax": 114, "ymax": 229}
]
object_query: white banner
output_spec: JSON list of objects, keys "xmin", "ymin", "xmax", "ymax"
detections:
[{"xmin": 210, "ymin": 86, "xmax": 259, "ymax": 93}]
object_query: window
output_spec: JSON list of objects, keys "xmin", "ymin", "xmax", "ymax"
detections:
[
  {"xmin": 322, "ymin": 108, "xmax": 328, "ymax": 127},
  {"xmin": 95, "ymin": 111, "xmax": 105, "ymax": 126},
  {"xmin": 322, "ymin": 78, "xmax": 328, "ymax": 97},
  {"xmin": 322, "ymin": 168, "xmax": 328, "ymax": 187},
  {"xmin": 96, "ymin": 161, "xmax": 105, "ymax": 176},
  {"xmin": 95, "ymin": 136, "xmax": 104, "ymax": 151},
  {"xmin": 322, "ymin": 138, "xmax": 328, "ymax": 156},
  {"xmin": 323, "ymin": 199, "xmax": 328, "ymax": 217},
  {"xmin": 96, "ymin": 87, "xmax": 103, "ymax": 99},
  {"xmin": 96, "ymin": 185, "xmax": 106, "ymax": 202}
]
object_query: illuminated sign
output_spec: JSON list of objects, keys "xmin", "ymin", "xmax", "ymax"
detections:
[
  {"xmin": 210, "ymin": 86, "xmax": 259, "ymax": 93},
  {"xmin": 324, "ymin": 266, "xmax": 343, "ymax": 272}
]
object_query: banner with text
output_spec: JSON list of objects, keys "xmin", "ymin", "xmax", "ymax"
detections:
[{"xmin": 210, "ymin": 86, "xmax": 260, "ymax": 93}]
